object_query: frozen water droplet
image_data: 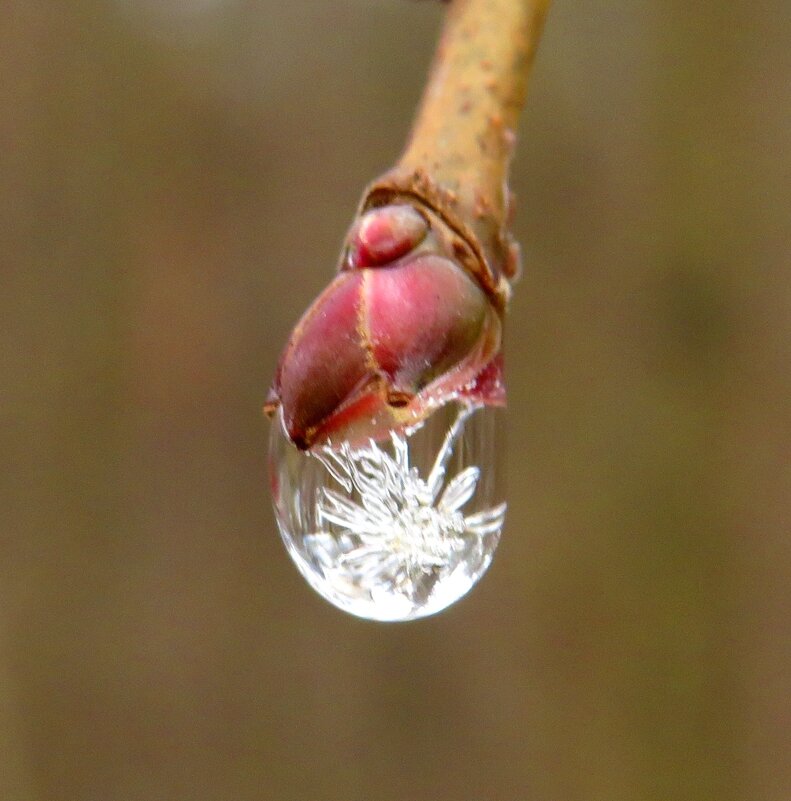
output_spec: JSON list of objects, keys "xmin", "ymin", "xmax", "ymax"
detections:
[{"xmin": 269, "ymin": 401, "xmax": 506, "ymax": 621}]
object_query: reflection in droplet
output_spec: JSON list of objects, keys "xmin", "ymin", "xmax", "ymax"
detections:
[{"xmin": 270, "ymin": 401, "xmax": 506, "ymax": 621}]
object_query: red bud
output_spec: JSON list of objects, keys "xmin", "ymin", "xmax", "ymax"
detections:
[
  {"xmin": 346, "ymin": 205, "xmax": 428, "ymax": 269},
  {"xmin": 268, "ymin": 253, "xmax": 502, "ymax": 450}
]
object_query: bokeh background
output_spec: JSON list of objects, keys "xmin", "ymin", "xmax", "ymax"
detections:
[{"xmin": 2, "ymin": 1, "xmax": 789, "ymax": 799}]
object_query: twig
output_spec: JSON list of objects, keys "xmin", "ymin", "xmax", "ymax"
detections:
[{"xmin": 364, "ymin": 0, "xmax": 551, "ymax": 303}]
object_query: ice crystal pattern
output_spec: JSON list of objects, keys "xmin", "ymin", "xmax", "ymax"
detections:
[{"xmin": 305, "ymin": 407, "xmax": 506, "ymax": 609}]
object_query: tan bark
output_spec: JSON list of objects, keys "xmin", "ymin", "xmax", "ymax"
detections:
[{"xmin": 362, "ymin": 0, "xmax": 551, "ymax": 304}]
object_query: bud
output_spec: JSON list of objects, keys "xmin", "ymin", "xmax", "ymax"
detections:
[
  {"xmin": 265, "ymin": 199, "xmax": 507, "ymax": 449},
  {"xmin": 345, "ymin": 204, "xmax": 428, "ymax": 269}
]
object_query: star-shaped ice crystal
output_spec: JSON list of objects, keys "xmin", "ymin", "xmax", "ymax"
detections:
[{"xmin": 305, "ymin": 406, "xmax": 506, "ymax": 602}]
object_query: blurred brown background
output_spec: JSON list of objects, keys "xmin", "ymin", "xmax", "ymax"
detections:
[{"xmin": 1, "ymin": 1, "xmax": 789, "ymax": 799}]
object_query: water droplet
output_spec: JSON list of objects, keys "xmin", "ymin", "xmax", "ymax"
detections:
[{"xmin": 269, "ymin": 401, "xmax": 506, "ymax": 621}]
